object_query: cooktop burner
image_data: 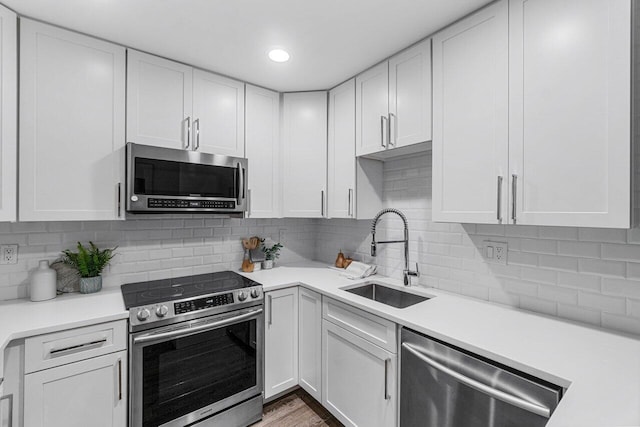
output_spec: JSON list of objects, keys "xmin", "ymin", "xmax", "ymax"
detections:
[{"xmin": 121, "ymin": 271, "xmax": 260, "ymax": 309}]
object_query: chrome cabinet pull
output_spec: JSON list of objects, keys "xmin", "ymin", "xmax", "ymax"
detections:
[
  {"xmin": 384, "ymin": 358, "xmax": 391, "ymax": 400},
  {"xmin": 348, "ymin": 189, "xmax": 353, "ymax": 217},
  {"xmin": 380, "ymin": 116, "xmax": 388, "ymax": 148},
  {"xmin": 185, "ymin": 116, "xmax": 191, "ymax": 149},
  {"xmin": 50, "ymin": 338, "xmax": 107, "ymax": 356},
  {"xmin": 117, "ymin": 359, "xmax": 122, "ymax": 401},
  {"xmin": 496, "ymin": 176, "xmax": 503, "ymax": 223},
  {"xmin": 0, "ymin": 393, "xmax": 13, "ymax": 427},
  {"xmin": 247, "ymin": 189, "xmax": 252, "ymax": 217},
  {"xmin": 511, "ymin": 174, "xmax": 517, "ymax": 224},
  {"xmin": 402, "ymin": 342, "xmax": 551, "ymax": 418},
  {"xmin": 389, "ymin": 113, "xmax": 396, "ymax": 146},
  {"xmin": 117, "ymin": 182, "xmax": 121, "ymax": 218},
  {"xmin": 321, "ymin": 190, "xmax": 325, "ymax": 217},
  {"xmin": 268, "ymin": 295, "xmax": 273, "ymax": 326},
  {"xmin": 194, "ymin": 118, "xmax": 200, "ymax": 150}
]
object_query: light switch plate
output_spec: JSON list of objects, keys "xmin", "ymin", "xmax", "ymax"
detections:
[{"xmin": 482, "ymin": 240, "xmax": 507, "ymax": 265}]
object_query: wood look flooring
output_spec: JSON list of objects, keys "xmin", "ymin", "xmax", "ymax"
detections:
[{"xmin": 251, "ymin": 389, "xmax": 343, "ymax": 427}]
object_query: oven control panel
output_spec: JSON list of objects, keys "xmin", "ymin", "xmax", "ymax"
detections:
[{"xmin": 175, "ymin": 293, "xmax": 234, "ymax": 314}]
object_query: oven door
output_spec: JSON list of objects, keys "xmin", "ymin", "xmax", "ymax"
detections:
[{"xmin": 130, "ymin": 307, "xmax": 263, "ymax": 427}]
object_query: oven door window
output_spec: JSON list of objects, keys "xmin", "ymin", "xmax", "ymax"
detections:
[{"xmin": 141, "ymin": 319, "xmax": 257, "ymax": 427}]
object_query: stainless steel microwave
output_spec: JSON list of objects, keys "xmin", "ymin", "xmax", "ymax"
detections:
[{"xmin": 126, "ymin": 143, "xmax": 247, "ymax": 216}]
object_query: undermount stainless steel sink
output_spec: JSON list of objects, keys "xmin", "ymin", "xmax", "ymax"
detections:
[{"xmin": 343, "ymin": 282, "xmax": 430, "ymax": 309}]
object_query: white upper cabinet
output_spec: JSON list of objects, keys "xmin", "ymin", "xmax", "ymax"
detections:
[
  {"xmin": 432, "ymin": 0, "xmax": 509, "ymax": 224},
  {"xmin": 356, "ymin": 39, "xmax": 432, "ymax": 158},
  {"xmin": 0, "ymin": 5, "xmax": 16, "ymax": 222},
  {"xmin": 245, "ymin": 85, "xmax": 281, "ymax": 218},
  {"xmin": 126, "ymin": 50, "xmax": 192, "ymax": 150},
  {"xmin": 328, "ymin": 79, "xmax": 357, "ymax": 218},
  {"xmin": 508, "ymin": 0, "xmax": 630, "ymax": 228},
  {"xmin": 20, "ymin": 19, "xmax": 126, "ymax": 221},
  {"xmin": 282, "ymin": 91, "xmax": 328, "ymax": 218},
  {"xmin": 127, "ymin": 50, "xmax": 245, "ymax": 156},
  {"xmin": 192, "ymin": 69, "xmax": 244, "ymax": 156},
  {"xmin": 433, "ymin": 0, "xmax": 632, "ymax": 228},
  {"xmin": 329, "ymin": 79, "xmax": 383, "ymax": 219},
  {"xmin": 388, "ymin": 39, "xmax": 432, "ymax": 149}
]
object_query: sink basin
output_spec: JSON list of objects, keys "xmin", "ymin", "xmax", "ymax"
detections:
[{"xmin": 343, "ymin": 282, "xmax": 430, "ymax": 309}]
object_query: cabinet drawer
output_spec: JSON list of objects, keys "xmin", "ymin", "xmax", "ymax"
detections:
[
  {"xmin": 25, "ymin": 320, "xmax": 127, "ymax": 374},
  {"xmin": 323, "ymin": 297, "xmax": 396, "ymax": 353}
]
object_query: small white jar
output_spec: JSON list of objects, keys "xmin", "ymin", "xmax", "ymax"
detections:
[{"xmin": 30, "ymin": 260, "xmax": 57, "ymax": 302}]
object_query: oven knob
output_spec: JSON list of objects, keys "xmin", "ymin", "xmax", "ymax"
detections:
[
  {"xmin": 137, "ymin": 308, "xmax": 150, "ymax": 321},
  {"xmin": 238, "ymin": 291, "xmax": 248, "ymax": 301},
  {"xmin": 250, "ymin": 289, "xmax": 260, "ymax": 299},
  {"xmin": 156, "ymin": 305, "xmax": 169, "ymax": 317}
]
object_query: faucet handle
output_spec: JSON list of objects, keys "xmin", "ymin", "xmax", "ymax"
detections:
[{"xmin": 407, "ymin": 262, "xmax": 420, "ymax": 277}]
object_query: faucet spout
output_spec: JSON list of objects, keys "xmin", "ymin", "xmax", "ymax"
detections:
[{"xmin": 370, "ymin": 208, "xmax": 420, "ymax": 286}]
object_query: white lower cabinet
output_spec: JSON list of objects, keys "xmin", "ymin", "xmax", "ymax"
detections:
[
  {"xmin": 24, "ymin": 351, "xmax": 127, "ymax": 427},
  {"xmin": 298, "ymin": 288, "xmax": 322, "ymax": 401},
  {"xmin": 264, "ymin": 287, "xmax": 299, "ymax": 400},
  {"xmin": 322, "ymin": 321, "xmax": 396, "ymax": 427}
]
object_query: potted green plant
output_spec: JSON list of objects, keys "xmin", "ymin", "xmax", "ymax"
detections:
[
  {"xmin": 62, "ymin": 242, "xmax": 117, "ymax": 294},
  {"xmin": 261, "ymin": 242, "xmax": 283, "ymax": 270}
]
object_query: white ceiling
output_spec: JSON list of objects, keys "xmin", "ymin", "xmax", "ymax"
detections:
[{"xmin": 3, "ymin": 0, "xmax": 492, "ymax": 92}]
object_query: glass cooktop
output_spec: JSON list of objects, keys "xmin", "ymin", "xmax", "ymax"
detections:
[{"xmin": 120, "ymin": 271, "xmax": 260, "ymax": 309}]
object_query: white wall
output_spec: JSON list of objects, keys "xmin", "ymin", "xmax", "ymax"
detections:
[
  {"xmin": 316, "ymin": 153, "xmax": 640, "ymax": 336},
  {"xmin": 0, "ymin": 217, "xmax": 315, "ymax": 300}
]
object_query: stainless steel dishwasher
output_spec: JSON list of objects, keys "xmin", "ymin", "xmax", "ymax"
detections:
[{"xmin": 400, "ymin": 328, "xmax": 563, "ymax": 427}]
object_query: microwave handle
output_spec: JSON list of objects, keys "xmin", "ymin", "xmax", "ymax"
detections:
[{"xmin": 236, "ymin": 162, "xmax": 245, "ymax": 203}]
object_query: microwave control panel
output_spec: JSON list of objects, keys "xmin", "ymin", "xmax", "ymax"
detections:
[{"xmin": 148, "ymin": 198, "xmax": 236, "ymax": 209}]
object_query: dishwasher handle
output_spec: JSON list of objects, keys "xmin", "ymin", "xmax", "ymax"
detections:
[{"xmin": 402, "ymin": 342, "xmax": 551, "ymax": 419}]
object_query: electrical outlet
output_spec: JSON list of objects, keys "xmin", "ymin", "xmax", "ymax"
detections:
[
  {"xmin": 1, "ymin": 245, "xmax": 18, "ymax": 265},
  {"xmin": 278, "ymin": 229, "xmax": 287, "ymax": 245},
  {"xmin": 482, "ymin": 241, "xmax": 507, "ymax": 265}
]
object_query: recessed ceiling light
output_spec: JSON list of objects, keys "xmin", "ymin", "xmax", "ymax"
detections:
[{"xmin": 268, "ymin": 49, "xmax": 290, "ymax": 63}]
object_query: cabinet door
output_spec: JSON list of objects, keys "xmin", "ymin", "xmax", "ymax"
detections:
[
  {"xmin": 388, "ymin": 39, "xmax": 432, "ymax": 148},
  {"xmin": 328, "ymin": 79, "xmax": 356, "ymax": 218},
  {"xmin": 509, "ymin": 0, "xmax": 630, "ymax": 227},
  {"xmin": 24, "ymin": 350, "xmax": 127, "ymax": 427},
  {"xmin": 298, "ymin": 287, "xmax": 322, "ymax": 402},
  {"xmin": 356, "ymin": 62, "xmax": 389, "ymax": 156},
  {"xmin": 192, "ymin": 69, "xmax": 245, "ymax": 156},
  {"xmin": 264, "ymin": 287, "xmax": 299, "ymax": 399},
  {"xmin": 282, "ymin": 92, "xmax": 328, "ymax": 218},
  {"xmin": 20, "ymin": 20, "xmax": 126, "ymax": 221},
  {"xmin": 126, "ymin": 49, "xmax": 192, "ymax": 150},
  {"xmin": 322, "ymin": 321, "xmax": 396, "ymax": 427},
  {"xmin": 431, "ymin": 1, "xmax": 509, "ymax": 224},
  {"xmin": 245, "ymin": 85, "xmax": 281, "ymax": 218},
  {"xmin": 0, "ymin": 5, "xmax": 16, "ymax": 222}
]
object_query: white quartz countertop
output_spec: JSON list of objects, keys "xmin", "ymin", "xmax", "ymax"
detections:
[
  {"xmin": 1, "ymin": 264, "xmax": 639, "ymax": 426},
  {"xmin": 0, "ymin": 287, "xmax": 128, "ymax": 381},
  {"xmin": 242, "ymin": 263, "xmax": 640, "ymax": 427}
]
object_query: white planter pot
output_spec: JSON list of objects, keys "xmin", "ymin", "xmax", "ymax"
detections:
[{"xmin": 263, "ymin": 260, "xmax": 274, "ymax": 270}]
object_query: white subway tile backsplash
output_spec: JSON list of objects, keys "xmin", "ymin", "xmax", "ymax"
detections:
[
  {"xmin": 578, "ymin": 292, "xmax": 626, "ymax": 314},
  {"xmin": 578, "ymin": 228, "xmax": 627, "ymax": 243},
  {"xmin": 578, "ymin": 258, "xmax": 626, "ymax": 278},
  {"xmin": 520, "ymin": 239, "xmax": 557, "ymax": 254},
  {"xmin": 557, "ymin": 241, "xmax": 601, "ymax": 259}
]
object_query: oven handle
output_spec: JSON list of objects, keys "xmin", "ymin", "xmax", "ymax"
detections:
[{"xmin": 133, "ymin": 308, "xmax": 263, "ymax": 344}]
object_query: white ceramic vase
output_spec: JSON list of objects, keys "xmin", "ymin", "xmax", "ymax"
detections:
[{"xmin": 30, "ymin": 260, "xmax": 57, "ymax": 301}]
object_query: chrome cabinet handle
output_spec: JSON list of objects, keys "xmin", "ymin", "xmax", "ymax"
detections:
[
  {"xmin": 185, "ymin": 116, "xmax": 191, "ymax": 149},
  {"xmin": 321, "ymin": 190, "xmax": 325, "ymax": 217},
  {"xmin": 134, "ymin": 309, "xmax": 263, "ymax": 344},
  {"xmin": 402, "ymin": 342, "xmax": 551, "ymax": 418},
  {"xmin": 389, "ymin": 113, "xmax": 396, "ymax": 146},
  {"xmin": 380, "ymin": 116, "xmax": 388, "ymax": 148},
  {"xmin": 268, "ymin": 295, "xmax": 273, "ymax": 326},
  {"xmin": 50, "ymin": 338, "xmax": 107, "ymax": 356},
  {"xmin": 348, "ymin": 189, "xmax": 353, "ymax": 217},
  {"xmin": 0, "ymin": 393, "xmax": 13, "ymax": 427},
  {"xmin": 194, "ymin": 118, "xmax": 200, "ymax": 150},
  {"xmin": 117, "ymin": 182, "xmax": 121, "ymax": 218},
  {"xmin": 496, "ymin": 176, "xmax": 503, "ymax": 223},
  {"xmin": 384, "ymin": 358, "xmax": 391, "ymax": 400},
  {"xmin": 511, "ymin": 174, "xmax": 517, "ymax": 224},
  {"xmin": 247, "ymin": 189, "xmax": 252, "ymax": 217},
  {"xmin": 117, "ymin": 359, "xmax": 122, "ymax": 401}
]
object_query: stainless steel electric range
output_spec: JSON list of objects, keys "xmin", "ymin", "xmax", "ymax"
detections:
[{"xmin": 121, "ymin": 271, "xmax": 264, "ymax": 427}]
